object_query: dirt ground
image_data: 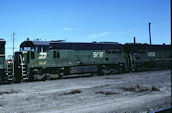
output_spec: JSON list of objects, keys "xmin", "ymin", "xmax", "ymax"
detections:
[{"xmin": 0, "ymin": 69, "xmax": 171, "ymax": 113}]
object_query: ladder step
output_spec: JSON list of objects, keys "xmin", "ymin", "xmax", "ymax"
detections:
[
  {"xmin": 21, "ymin": 64, "xmax": 28, "ymax": 80},
  {"xmin": 23, "ymin": 78, "xmax": 28, "ymax": 80}
]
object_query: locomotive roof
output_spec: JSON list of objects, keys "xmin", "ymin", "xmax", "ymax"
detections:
[
  {"xmin": 50, "ymin": 42, "xmax": 122, "ymax": 50},
  {"xmin": 20, "ymin": 40, "xmax": 170, "ymax": 51},
  {"xmin": 20, "ymin": 40, "xmax": 123, "ymax": 50},
  {"xmin": 123, "ymin": 43, "xmax": 171, "ymax": 52},
  {"xmin": 20, "ymin": 41, "xmax": 50, "ymax": 48}
]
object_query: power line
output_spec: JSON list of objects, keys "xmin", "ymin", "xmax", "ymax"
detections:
[{"xmin": 0, "ymin": 33, "xmax": 10, "ymax": 39}]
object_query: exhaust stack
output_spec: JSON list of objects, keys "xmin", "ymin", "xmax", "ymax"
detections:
[
  {"xmin": 149, "ymin": 22, "xmax": 152, "ymax": 45},
  {"xmin": 134, "ymin": 37, "xmax": 136, "ymax": 44}
]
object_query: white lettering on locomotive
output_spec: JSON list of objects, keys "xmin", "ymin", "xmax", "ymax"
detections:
[
  {"xmin": 0, "ymin": 54, "xmax": 5, "ymax": 57},
  {"xmin": 93, "ymin": 52, "xmax": 103, "ymax": 58},
  {"xmin": 39, "ymin": 52, "xmax": 47, "ymax": 59},
  {"xmin": 39, "ymin": 61, "xmax": 47, "ymax": 65},
  {"xmin": 148, "ymin": 52, "xmax": 155, "ymax": 57}
]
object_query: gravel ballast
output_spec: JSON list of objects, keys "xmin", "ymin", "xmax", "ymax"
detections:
[{"xmin": 0, "ymin": 70, "xmax": 171, "ymax": 113}]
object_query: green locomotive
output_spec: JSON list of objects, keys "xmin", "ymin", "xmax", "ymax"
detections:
[
  {"xmin": 123, "ymin": 43, "xmax": 171, "ymax": 71},
  {"xmin": 14, "ymin": 40, "xmax": 127, "ymax": 81},
  {"xmin": 0, "ymin": 38, "xmax": 6, "ymax": 84}
]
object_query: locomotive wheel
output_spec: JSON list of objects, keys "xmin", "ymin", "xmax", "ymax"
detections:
[
  {"xmin": 102, "ymin": 69, "xmax": 111, "ymax": 75},
  {"xmin": 30, "ymin": 69, "xmax": 46, "ymax": 81},
  {"xmin": 101, "ymin": 65, "xmax": 112, "ymax": 75},
  {"xmin": 49, "ymin": 71, "xmax": 63, "ymax": 79},
  {"xmin": 59, "ymin": 72, "xmax": 64, "ymax": 79},
  {"xmin": 33, "ymin": 73, "xmax": 46, "ymax": 81},
  {"xmin": 118, "ymin": 66, "xmax": 125, "ymax": 74},
  {"xmin": 110, "ymin": 67, "xmax": 119, "ymax": 74},
  {"xmin": 49, "ymin": 74, "xmax": 61, "ymax": 79},
  {"xmin": 97, "ymin": 65, "xmax": 111, "ymax": 75}
]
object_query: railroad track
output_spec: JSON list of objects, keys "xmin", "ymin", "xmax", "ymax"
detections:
[
  {"xmin": 150, "ymin": 107, "xmax": 172, "ymax": 113},
  {"xmin": 0, "ymin": 73, "xmax": 93, "ymax": 85},
  {"xmin": 0, "ymin": 68, "xmax": 170, "ymax": 86}
]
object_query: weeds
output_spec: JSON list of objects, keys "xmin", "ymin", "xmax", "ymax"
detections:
[
  {"xmin": 121, "ymin": 85, "xmax": 160, "ymax": 92},
  {"xmin": 60, "ymin": 89, "xmax": 82, "ymax": 96},
  {"xmin": 121, "ymin": 85, "xmax": 149, "ymax": 92},
  {"xmin": 105, "ymin": 77, "xmax": 121, "ymax": 80},
  {"xmin": 0, "ymin": 89, "xmax": 20, "ymax": 95},
  {"xmin": 95, "ymin": 91, "xmax": 118, "ymax": 95},
  {"xmin": 151, "ymin": 85, "xmax": 160, "ymax": 91}
]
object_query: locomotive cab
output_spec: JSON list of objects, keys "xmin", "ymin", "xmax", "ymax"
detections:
[
  {"xmin": 18, "ymin": 40, "xmax": 50, "ymax": 81},
  {"xmin": 20, "ymin": 41, "xmax": 49, "ymax": 63}
]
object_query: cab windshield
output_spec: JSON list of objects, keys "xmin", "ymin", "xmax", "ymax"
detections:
[
  {"xmin": 20, "ymin": 47, "xmax": 34, "ymax": 51},
  {"xmin": 24, "ymin": 47, "xmax": 31, "ymax": 51}
]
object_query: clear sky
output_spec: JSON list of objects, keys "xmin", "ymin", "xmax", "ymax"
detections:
[{"xmin": 0, "ymin": 0, "xmax": 171, "ymax": 57}]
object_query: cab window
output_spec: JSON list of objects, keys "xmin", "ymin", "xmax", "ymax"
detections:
[
  {"xmin": 39, "ymin": 47, "xmax": 45, "ymax": 52},
  {"xmin": 53, "ymin": 51, "xmax": 60, "ymax": 58}
]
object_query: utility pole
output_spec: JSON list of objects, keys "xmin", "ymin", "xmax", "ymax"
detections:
[
  {"xmin": 12, "ymin": 32, "xmax": 15, "ymax": 79},
  {"xmin": 12, "ymin": 32, "xmax": 15, "ymax": 55}
]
